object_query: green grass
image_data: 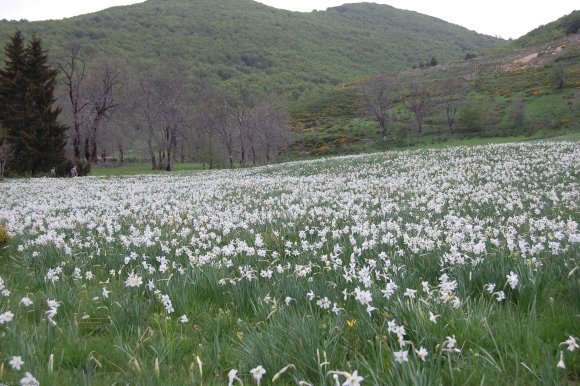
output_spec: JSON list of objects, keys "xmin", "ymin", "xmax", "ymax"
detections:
[{"xmin": 89, "ymin": 162, "xmax": 207, "ymax": 177}]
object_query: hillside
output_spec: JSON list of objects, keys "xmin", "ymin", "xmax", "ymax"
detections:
[
  {"xmin": 0, "ymin": 0, "xmax": 504, "ymax": 99},
  {"xmin": 288, "ymin": 13, "xmax": 580, "ymax": 156},
  {"xmin": 513, "ymin": 10, "xmax": 580, "ymax": 47}
]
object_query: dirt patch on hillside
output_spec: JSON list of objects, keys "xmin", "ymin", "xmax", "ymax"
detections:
[{"xmin": 498, "ymin": 34, "xmax": 579, "ymax": 72}]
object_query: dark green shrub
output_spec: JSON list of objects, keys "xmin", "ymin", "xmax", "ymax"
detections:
[
  {"xmin": 458, "ymin": 103, "xmax": 486, "ymax": 132},
  {"xmin": 77, "ymin": 160, "xmax": 91, "ymax": 176},
  {"xmin": 56, "ymin": 159, "xmax": 91, "ymax": 177},
  {"xmin": 56, "ymin": 158, "xmax": 74, "ymax": 177}
]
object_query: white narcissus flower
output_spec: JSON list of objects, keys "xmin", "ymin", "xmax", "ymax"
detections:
[
  {"xmin": 393, "ymin": 350, "xmax": 409, "ymax": 364},
  {"xmin": 560, "ymin": 336, "xmax": 578, "ymax": 352},
  {"xmin": 20, "ymin": 297, "xmax": 33, "ymax": 307},
  {"xmin": 444, "ymin": 335, "xmax": 457, "ymax": 349},
  {"xmin": 381, "ymin": 281, "xmax": 398, "ymax": 299},
  {"xmin": 46, "ymin": 299, "xmax": 60, "ymax": 309},
  {"xmin": 9, "ymin": 355, "xmax": 24, "ymax": 370},
  {"xmin": 227, "ymin": 368, "xmax": 242, "ymax": 386},
  {"xmin": 125, "ymin": 272, "xmax": 143, "ymax": 288},
  {"xmin": 0, "ymin": 310, "xmax": 14, "ymax": 324},
  {"xmin": 415, "ymin": 347, "xmax": 428, "ymax": 361},
  {"xmin": 443, "ymin": 335, "xmax": 461, "ymax": 353},
  {"xmin": 19, "ymin": 371, "xmax": 40, "ymax": 386},
  {"xmin": 342, "ymin": 370, "xmax": 364, "ymax": 386},
  {"xmin": 364, "ymin": 304, "xmax": 377, "ymax": 316},
  {"xmin": 484, "ymin": 283, "xmax": 496, "ymax": 294},
  {"xmin": 557, "ymin": 351, "xmax": 565, "ymax": 369},
  {"xmin": 250, "ymin": 365, "xmax": 266, "ymax": 384},
  {"xmin": 179, "ymin": 314, "xmax": 188, "ymax": 323},
  {"xmin": 354, "ymin": 287, "xmax": 372, "ymax": 305},
  {"xmin": 429, "ymin": 311, "xmax": 439, "ymax": 323},
  {"xmin": 45, "ymin": 307, "xmax": 58, "ymax": 319},
  {"xmin": 506, "ymin": 271, "xmax": 519, "ymax": 289}
]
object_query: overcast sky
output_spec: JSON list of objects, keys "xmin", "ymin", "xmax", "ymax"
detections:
[{"xmin": 0, "ymin": 0, "xmax": 577, "ymax": 39}]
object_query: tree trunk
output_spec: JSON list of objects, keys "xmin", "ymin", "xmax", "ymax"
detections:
[
  {"xmin": 158, "ymin": 150, "xmax": 164, "ymax": 170},
  {"xmin": 118, "ymin": 142, "xmax": 124, "ymax": 164},
  {"xmin": 73, "ymin": 128, "xmax": 81, "ymax": 162},
  {"xmin": 251, "ymin": 144, "xmax": 257, "ymax": 167},
  {"xmin": 147, "ymin": 137, "xmax": 156, "ymax": 170},
  {"xmin": 239, "ymin": 135, "xmax": 245, "ymax": 167},
  {"xmin": 83, "ymin": 136, "xmax": 90, "ymax": 161},
  {"xmin": 208, "ymin": 131, "xmax": 213, "ymax": 170}
]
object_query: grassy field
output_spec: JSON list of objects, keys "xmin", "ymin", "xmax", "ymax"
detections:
[
  {"xmin": 89, "ymin": 163, "xmax": 207, "ymax": 177},
  {"xmin": 0, "ymin": 141, "xmax": 579, "ymax": 385},
  {"xmin": 90, "ymin": 133, "xmax": 580, "ymax": 177}
]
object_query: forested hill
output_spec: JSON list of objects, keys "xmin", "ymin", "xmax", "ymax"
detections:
[{"xmin": 0, "ymin": 0, "xmax": 505, "ymax": 99}]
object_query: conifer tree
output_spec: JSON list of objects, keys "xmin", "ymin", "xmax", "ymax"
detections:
[
  {"xmin": 23, "ymin": 35, "xmax": 67, "ymax": 174},
  {"xmin": 0, "ymin": 31, "xmax": 66, "ymax": 175},
  {"xmin": 0, "ymin": 30, "xmax": 27, "ymax": 171}
]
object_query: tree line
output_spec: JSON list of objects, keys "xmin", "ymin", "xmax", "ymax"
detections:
[
  {"xmin": 0, "ymin": 31, "xmax": 293, "ymax": 178},
  {"xmin": 357, "ymin": 70, "xmax": 560, "ymax": 149}
]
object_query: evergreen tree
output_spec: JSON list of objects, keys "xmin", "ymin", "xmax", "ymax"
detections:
[
  {"xmin": 0, "ymin": 31, "xmax": 66, "ymax": 175},
  {"xmin": 0, "ymin": 30, "xmax": 27, "ymax": 172},
  {"xmin": 23, "ymin": 35, "xmax": 67, "ymax": 174}
]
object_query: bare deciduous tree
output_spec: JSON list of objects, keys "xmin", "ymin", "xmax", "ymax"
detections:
[
  {"xmin": 191, "ymin": 96, "xmax": 217, "ymax": 169},
  {"xmin": 439, "ymin": 78, "xmax": 466, "ymax": 134},
  {"xmin": 213, "ymin": 91, "xmax": 237, "ymax": 169},
  {"xmin": 57, "ymin": 45, "xmax": 89, "ymax": 162},
  {"xmin": 407, "ymin": 81, "xmax": 429, "ymax": 140},
  {"xmin": 132, "ymin": 69, "xmax": 186, "ymax": 171},
  {"xmin": 86, "ymin": 58, "xmax": 120, "ymax": 163},
  {"xmin": 255, "ymin": 94, "xmax": 293, "ymax": 164},
  {"xmin": 360, "ymin": 75, "xmax": 397, "ymax": 146},
  {"xmin": 191, "ymin": 85, "xmax": 292, "ymax": 168},
  {"xmin": 58, "ymin": 51, "xmax": 120, "ymax": 165},
  {"xmin": 228, "ymin": 88, "xmax": 254, "ymax": 167}
]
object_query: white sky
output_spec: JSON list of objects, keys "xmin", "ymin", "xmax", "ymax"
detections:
[{"xmin": 0, "ymin": 0, "xmax": 577, "ymax": 39}]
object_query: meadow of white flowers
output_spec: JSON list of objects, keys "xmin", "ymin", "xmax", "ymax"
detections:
[{"xmin": 0, "ymin": 141, "xmax": 578, "ymax": 385}]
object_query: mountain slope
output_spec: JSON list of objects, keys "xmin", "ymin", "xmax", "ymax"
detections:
[
  {"xmin": 0, "ymin": 0, "xmax": 504, "ymax": 99},
  {"xmin": 513, "ymin": 10, "xmax": 579, "ymax": 47},
  {"xmin": 288, "ymin": 15, "xmax": 580, "ymax": 156}
]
